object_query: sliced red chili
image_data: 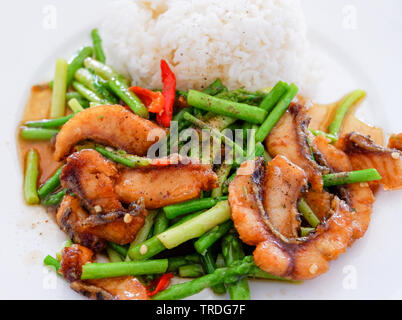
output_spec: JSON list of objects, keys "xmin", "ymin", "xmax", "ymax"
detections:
[
  {"xmin": 147, "ymin": 273, "xmax": 174, "ymax": 297},
  {"xmin": 129, "ymin": 86, "xmax": 165, "ymax": 113},
  {"xmin": 157, "ymin": 60, "xmax": 176, "ymax": 127}
]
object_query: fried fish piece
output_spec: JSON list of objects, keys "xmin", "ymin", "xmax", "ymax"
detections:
[
  {"xmin": 338, "ymin": 132, "xmax": 402, "ymax": 190},
  {"xmin": 115, "ymin": 160, "xmax": 218, "ymax": 209},
  {"xmin": 61, "ymin": 149, "xmax": 218, "ymax": 210},
  {"xmin": 266, "ymin": 104, "xmax": 324, "ymax": 192},
  {"xmin": 388, "ymin": 133, "xmax": 402, "ymax": 151},
  {"xmin": 54, "ymin": 105, "xmax": 165, "ymax": 161},
  {"xmin": 56, "ymin": 195, "xmax": 147, "ymax": 246},
  {"xmin": 313, "ymin": 135, "xmax": 375, "ymax": 239},
  {"xmin": 229, "ymin": 156, "xmax": 358, "ymax": 280},
  {"xmin": 59, "ymin": 245, "xmax": 148, "ymax": 300}
]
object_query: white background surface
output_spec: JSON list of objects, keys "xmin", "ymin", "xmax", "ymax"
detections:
[{"xmin": 0, "ymin": 0, "xmax": 401, "ymax": 299}]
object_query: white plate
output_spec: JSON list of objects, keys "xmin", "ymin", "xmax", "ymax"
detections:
[{"xmin": 1, "ymin": 0, "xmax": 401, "ymax": 299}]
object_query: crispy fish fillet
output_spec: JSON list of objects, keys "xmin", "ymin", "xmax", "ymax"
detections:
[
  {"xmin": 388, "ymin": 133, "xmax": 402, "ymax": 150},
  {"xmin": 261, "ymin": 156, "xmax": 305, "ymax": 239},
  {"xmin": 229, "ymin": 156, "xmax": 358, "ymax": 280},
  {"xmin": 61, "ymin": 149, "xmax": 123, "ymax": 214},
  {"xmin": 313, "ymin": 135, "xmax": 375, "ymax": 239},
  {"xmin": 115, "ymin": 161, "xmax": 218, "ymax": 209},
  {"xmin": 71, "ymin": 277, "xmax": 149, "ymax": 300},
  {"xmin": 61, "ymin": 149, "xmax": 218, "ymax": 210},
  {"xmin": 60, "ymin": 245, "xmax": 148, "ymax": 300},
  {"xmin": 338, "ymin": 132, "xmax": 402, "ymax": 190},
  {"xmin": 56, "ymin": 195, "xmax": 147, "ymax": 245},
  {"xmin": 54, "ymin": 105, "xmax": 165, "ymax": 161},
  {"xmin": 266, "ymin": 104, "xmax": 324, "ymax": 192}
]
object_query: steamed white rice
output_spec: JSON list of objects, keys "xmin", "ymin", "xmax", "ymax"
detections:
[{"xmin": 100, "ymin": 0, "xmax": 320, "ymax": 95}]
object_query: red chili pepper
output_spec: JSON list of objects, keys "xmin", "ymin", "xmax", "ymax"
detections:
[
  {"xmin": 157, "ymin": 60, "xmax": 176, "ymax": 127},
  {"xmin": 129, "ymin": 86, "xmax": 165, "ymax": 113},
  {"xmin": 151, "ymin": 158, "xmax": 172, "ymax": 166},
  {"xmin": 147, "ymin": 273, "xmax": 174, "ymax": 297}
]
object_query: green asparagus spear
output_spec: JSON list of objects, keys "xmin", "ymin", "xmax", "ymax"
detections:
[
  {"xmin": 222, "ymin": 233, "xmax": 250, "ymax": 300},
  {"xmin": 158, "ymin": 201, "xmax": 231, "ymax": 249},
  {"xmin": 163, "ymin": 196, "xmax": 228, "ymax": 219},
  {"xmin": 153, "ymin": 211, "xmax": 169, "ymax": 235},
  {"xmin": 188, "ymin": 90, "xmax": 268, "ymax": 124},
  {"xmin": 322, "ymin": 169, "xmax": 381, "ymax": 187},
  {"xmin": 298, "ymin": 199, "xmax": 320, "ymax": 228},
  {"xmin": 50, "ymin": 59, "xmax": 68, "ymax": 118},
  {"xmin": 41, "ymin": 189, "xmax": 67, "ymax": 206},
  {"xmin": 107, "ymin": 247, "xmax": 123, "ymax": 262},
  {"xmin": 20, "ymin": 127, "xmax": 59, "ymax": 141},
  {"xmin": 194, "ymin": 220, "xmax": 233, "ymax": 255},
  {"xmin": 94, "ymin": 145, "xmax": 152, "ymax": 168},
  {"xmin": 81, "ymin": 259, "xmax": 169, "ymax": 280},
  {"xmin": 203, "ymin": 79, "xmax": 227, "ymax": 96},
  {"xmin": 108, "ymin": 79, "xmax": 149, "ymax": 118},
  {"xmin": 24, "ymin": 114, "xmax": 74, "ymax": 128},
  {"xmin": 91, "ymin": 29, "xmax": 106, "ymax": 63},
  {"xmin": 179, "ymin": 264, "xmax": 204, "ymax": 278},
  {"xmin": 328, "ymin": 90, "xmax": 366, "ymax": 137},
  {"xmin": 200, "ymin": 249, "xmax": 227, "ymax": 294},
  {"xmin": 24, "ymin": 149, "xmax": 40, "ymax": 205},
  {"xmin": 108, "ymin": 242, "xmax": 129, "ymax": 258},
  {"xmin": 259, "ymin": 81, "xmax": 289, "ymax": 112},
  {"xmin": 66, "ymin": 46, "xmax": 94, "ymax": 86},
  {"xmin": 152, "ymin": 256, "xmax": 255, "ymax": 300},
  {"xmin": 37, "ymin": 166, "xmax": 64, "ymax": 199},
  {"xmin": 255, "ymin": 83, "xmax": 299, "ymax": 142}
]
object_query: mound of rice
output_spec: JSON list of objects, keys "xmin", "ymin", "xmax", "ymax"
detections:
[{"xmin": 100, "ymin": 0, "xmax": 320, "ymax": 95}]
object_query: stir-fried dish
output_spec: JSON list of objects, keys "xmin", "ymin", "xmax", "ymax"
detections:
[{"xmin": 18, "ymin": 29, "xmax": 402, "ymax": 300}]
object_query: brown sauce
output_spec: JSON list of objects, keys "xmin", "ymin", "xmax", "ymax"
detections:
[
  {"xmin": 307, "ymin": 96, "xmax": 385, "ymax": 146},
  {"xmin": 18, "ymin": 84, "xmax": 62, "ymax": 185}
]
